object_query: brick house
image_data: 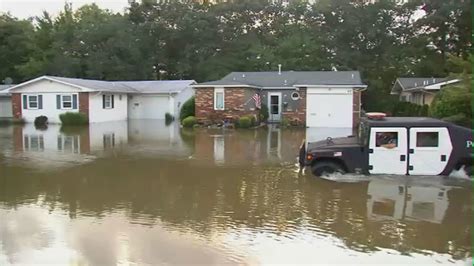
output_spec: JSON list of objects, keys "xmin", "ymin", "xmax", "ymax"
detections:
[{"xmin": 193, "ymin": 71, "xmax": 367, "ymax": 128}]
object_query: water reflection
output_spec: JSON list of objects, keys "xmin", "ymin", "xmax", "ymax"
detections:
[{"xmin": 0, "ymin": 122, "xmax": 471, "ymax": 264}]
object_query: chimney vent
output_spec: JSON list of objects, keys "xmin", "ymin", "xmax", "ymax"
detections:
[{"xmin": 278, "ymin": 64, "xmax": 282, "ymax": 75}]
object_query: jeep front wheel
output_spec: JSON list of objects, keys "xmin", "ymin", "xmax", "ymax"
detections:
[{"xmin": 311, "ymin": 161, "xmax": 346, "ymax": 177}]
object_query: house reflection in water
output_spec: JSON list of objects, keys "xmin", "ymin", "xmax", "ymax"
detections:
[
  {"xmin": 367, "ymin": 178, "xmax": 451, "ymax": 224},
  {"xmin": 193, "ymin": 127, "xmax": 305, "ymax": 166}
]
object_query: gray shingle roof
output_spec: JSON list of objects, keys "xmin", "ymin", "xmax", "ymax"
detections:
[
  {"xmin": 0, "ymin": 85, "xmax": 13, "ymax": 95},
  {"xmin": 197, "ymin": 71, "xmax": 365, "ymax": 88},
  {"xmin": 12, "ymin": 76, "xmax": 195, "ymax": 94},
  {"xmin": 118, "ymin": 80, "xmax": 195, "ymax": 93},
  {"xmin": 397, "ymin": 77, "xmax": 449, "ymax": 90}
]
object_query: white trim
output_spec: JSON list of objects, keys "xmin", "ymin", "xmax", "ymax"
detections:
[
  {"xmin": 293, "ymin": 84, "xmax": 367, "ymax": 88},
  {"xmin": 214, "ymin": 88, "xmax": 225, "ymax": 110},
  {"xmin": 9, "ymin": 76, "xmax": 94, "ymax": 92},
  {"xmin": 268, "ymin": 92, "xmax": 282, "ymax": 122},
  {"xmin": 193, "ymin": 84, "xmax": 260, "ymax": 88},
  {"xmin": 26, "ymin": 94, "xmax": 39, "ymax": 109},
  {"xmin": 104, "ymin": 94, "xmax": 113, "ymax": 109},
  {"xmin": 60, "ymin": 94, "xmax": 74, "ymax": 110}
]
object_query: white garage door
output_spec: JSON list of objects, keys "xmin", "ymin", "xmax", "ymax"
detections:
[
  {"xmin": 306, "ymin": 89, "xmax": 353, "ymax": 128},
  {"xmin": 129, "ymin": 95, "xmax": 170, "ymax": 119},
  {"xmin": 0, "ymin": 97, "xmax": 12, "ymax": 118}
]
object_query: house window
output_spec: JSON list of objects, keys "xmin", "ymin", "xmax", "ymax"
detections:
[
  {"xmin": 214, "ymin": 88, "xmax": 224, "ymax": 110},
  {"xmin": 28, "ymin": 95, "xmax": 39, "ymax": 109},
  {"xmin": 416, "ymin": 132, "xmax": 439, "ymax": 147},
  {"xmin": 61, "ymin": 95, "xmax": 73, "ymax": 109},
  {"xmin": 57, "ymin": 135, "xmax": 80, "ymax": 154},
  {"xmin": 104, "ymin": 95, "xmax": 113, "ymax": 109},
  {"xmin": 213, "ymin": 136, "xmax": 224, "ymax": 164},
  {"xmin": 103, "ymin": 133, "xmax": 115, "ymax": 149},
  {"xmin": 24, "ymin": 134, "xmax": 44, "ymax": 152}
]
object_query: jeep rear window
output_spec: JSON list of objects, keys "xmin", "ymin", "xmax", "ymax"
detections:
[{"xmin": 416, "ymin": 132, "xmax": 439, "ymax": 147}]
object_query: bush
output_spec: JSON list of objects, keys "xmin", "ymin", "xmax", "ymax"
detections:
[
  {"xmin": 259, "ymin": 104, "xmax": 269, "ymax": 122},
  {"xmin": 238, "ymin": 116, "xmax": 252, "ymax": 128},
  {"xmin": 180, "ymin": 97, "xmax": 195, "ymax": 121},
  {"xmin": 34, "ymin": 116, "xmax": 48, "ymax": 130},
  {"xmin": 59, "ymin": 112, "xmax": 88, "ymax": 125},
  {"xmin": 391, "ymin": 102, "xmax": 429, "ymax": 117},
  {"xmin": 280, "ymin": 118, "xmax": 290, "ymax": 127},
  {"xmin": 34, "ymin": 116, "xmax": 48, "ymax": 126},
  {"xmin": 165, "ymin": 112, "xmax": 174, "ymax": 125},
  {"xmin": 182, "ymin": 116, "xmax": 197, "ymax": 128},
  {"xmin": 249, "ymin": 115, "xmax": 257, "ymax": 126}
]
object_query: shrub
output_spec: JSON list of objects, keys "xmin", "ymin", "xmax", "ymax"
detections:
[
  {"xmin": 34, "ymin": 116, "xmax": 48, "ymax": 126},
  {"xmin": 34, "ymin": 116, "xmax": 48, "ymax": 130},
  {"xmin": 165, "ymin": 112, "xmax": 174, "ymax": 125},
  {"xmin": 259, "ymin": 104, "xmax": 269, "ymax": 122},
  {"xmin": 280, "ymin": 118, "xmax": 290, "ymax": 127},
  {"xmin": 249, "ymin": 115, "xmax": 257, "ymax": 126},
  {"xmin": 179, "ymin": 96, "xmax": 195, "ymax": 121},
  {"xmin": 391, "ymin": 102, "xmax": 428, "ymax": 117},
  {"xmin": 59, "ymin": 112, "xmax": 88, "ymax": 125},
  {"xmin": 238, "ymin": 116, "xmax": 252, "ymax": 128},
  {"xmin": 182, "ymin": 116, "xmax": 197, "ymax": 128}
]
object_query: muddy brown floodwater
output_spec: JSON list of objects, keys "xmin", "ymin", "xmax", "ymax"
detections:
[{"xmin": 0, "ymin": 121, "xmax": 472, "ymax": 265}]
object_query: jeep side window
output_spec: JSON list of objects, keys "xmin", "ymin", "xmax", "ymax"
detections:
[
  {"xmin": 376, "ymin": 132, "xmax": 398, "ymax": 149},
  {"xmin": 416, "ymin": 132, "xmax": 439, "ymax": 147}
]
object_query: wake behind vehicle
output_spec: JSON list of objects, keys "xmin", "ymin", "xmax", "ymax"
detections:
[{"xmin": 302, "ymin": 114, "xmax": 473, "ymax": 177}]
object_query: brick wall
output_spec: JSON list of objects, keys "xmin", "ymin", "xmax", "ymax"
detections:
[
  {"xmin": 11, "ymin": 93, "xmax": 22, "ymax": 119},
  {"xmin": 79, "ymin": 92, "xmax": 89, "ymax": 120},
  {"xmin": 195, "ymin": 87, "xmax": 259, "ymax": 124},
  {"xmin": 353, "ymin": 90, "xmax": 362, "ymax": 127},
  {"xmin": 281, "ymin": 88, "xmax": 306, "ymax": 125}
]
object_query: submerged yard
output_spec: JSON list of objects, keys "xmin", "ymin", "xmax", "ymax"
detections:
[{"xmin": 0, "ymin": 121, "xmax": 471, "ymax": 265}]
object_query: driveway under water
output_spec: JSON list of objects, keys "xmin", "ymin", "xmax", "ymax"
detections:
[{"xmin": 0, "ymin": 121, "xmax": 471, "ymax": 265}]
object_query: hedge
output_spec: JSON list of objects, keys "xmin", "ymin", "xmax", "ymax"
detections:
[
  {"xmin": 59, "ymin": 112, "xmax": 88, "ymax": 125},
  {"xmin": 182, "ymin": 116, "xmax": 197, "ymax": 128}
]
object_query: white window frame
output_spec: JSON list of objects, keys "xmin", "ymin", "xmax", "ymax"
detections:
[
  {"xmin": 104, "ymin": 95, "xmax": 113, "ymax": 109},
  {"xmin": 23, "ymin": 134, "xmax": 44, "ymax": 151},
  {"xmin": 58, "ymin": 135, "xmax": 80, "ymax": 154},
  {"xmin": 214, "ymin": 88, "xmax": 225, "ymax": 110},
  {"xmin": 27, "ymin": 95, "xmax": 39, "ymax": 109},
  {"xmin": 61, "ymin": 94, "xmax": 74, "ymax": 110}
]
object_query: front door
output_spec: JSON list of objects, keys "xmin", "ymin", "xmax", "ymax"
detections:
[
  {"xmin": 268, "ymin": 93, "xmax": 281, "ymax": 122},
  {"xmin": 408, "ymin": 127, "xmax": 452, "ymax": 175},
  {"xmin": 368, "ymin": 127, "xmax": 408, "ymax": 175}
]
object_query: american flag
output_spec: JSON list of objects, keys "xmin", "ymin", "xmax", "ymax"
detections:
[{"xmin": 252, "ymin": 93, "xmax": 261, "ymax": 109}]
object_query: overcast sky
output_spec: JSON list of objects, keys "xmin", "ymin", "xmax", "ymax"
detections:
[{"xmin": 0, "ymin": 0, "xmax": 129, "ymax": 19}]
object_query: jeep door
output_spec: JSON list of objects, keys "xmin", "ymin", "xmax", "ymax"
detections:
[
  {"xmin": 408, "ymin": 127, "xmax": 452, "ymax": 175},
  {"xmin": 368, "ymin": 127, "xmax": 408, "ymax": 175}
]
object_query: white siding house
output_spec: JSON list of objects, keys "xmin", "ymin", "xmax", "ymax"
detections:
[{"xmin": 8, "ymin": 76, "xmax": 195, "ymax": 123}]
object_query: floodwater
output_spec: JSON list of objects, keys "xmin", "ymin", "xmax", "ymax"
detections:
[{"xmin": 0, "ymin": 121, "xmax": 471, "ymax": 265}]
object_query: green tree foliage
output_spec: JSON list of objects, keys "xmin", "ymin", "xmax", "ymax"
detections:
[
  {"xmin": 429, "ymin": 55, "xmax": 472, "ymax": 127},
  {"xmin": 0, "ymin": 0, "xmax": 470, "ymax": 117},
  {"xmin": 179, "ymin": 96, "xmax": 195, "ymax": 121}
]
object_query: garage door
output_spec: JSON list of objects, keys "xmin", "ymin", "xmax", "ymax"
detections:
[
  {"xmin": 129, "ymin": 96, "xmax": 170, "ymax": 119},
  {"xmin": 0, "ymin": 97, "xmax": 12, "ymax": 118},
  {"xmin": 306, "ymin": 90, "xmax": 353, "ymax": 128}
]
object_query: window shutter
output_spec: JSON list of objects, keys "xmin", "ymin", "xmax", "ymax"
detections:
[
  {"xmin": 111, "ymin": 95, "xmax": 115, "ymax": 108},
  {"xmin": 38, "ymin": 95, "xmax": 43, "ymax": 109},
  {"xmin": 23, "ymin": 95, "xmax": 27, "ymax": 109},
  {"xmin": 56, "ymin": 95, "xmax": 61, "ymax": 109},
  {"xmin": 72, "ymin": 94, "xmax": 78, "ymax": 109},
  {"xmin": 102, "ymin": 95, "xmax": 106, "ymax": 109}
]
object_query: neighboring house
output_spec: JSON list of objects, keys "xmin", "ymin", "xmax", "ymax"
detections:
[
  {"xmin": 8, "ymin": 76, "xmax": 195, "ymax": 123},
  {"xmin": 193, "ymin": 71, "xmax": 367, "ymax": 128},
  {"xmin": 390, "ymin": 77, "xmax": 460, "ymax": 106},
  {"xmin": 0, "ymin": 85, "xmax": 13, "ymax": 118}
]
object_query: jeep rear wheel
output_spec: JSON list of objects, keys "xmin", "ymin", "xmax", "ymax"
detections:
[{"xmin": 311, "ymin": 161, "xmax": 346, "ymax": 177}]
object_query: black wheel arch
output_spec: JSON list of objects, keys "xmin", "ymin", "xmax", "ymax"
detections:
[{"xmin": 311, "ymin": 157, "xmax": 349, "ymax": 172}]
